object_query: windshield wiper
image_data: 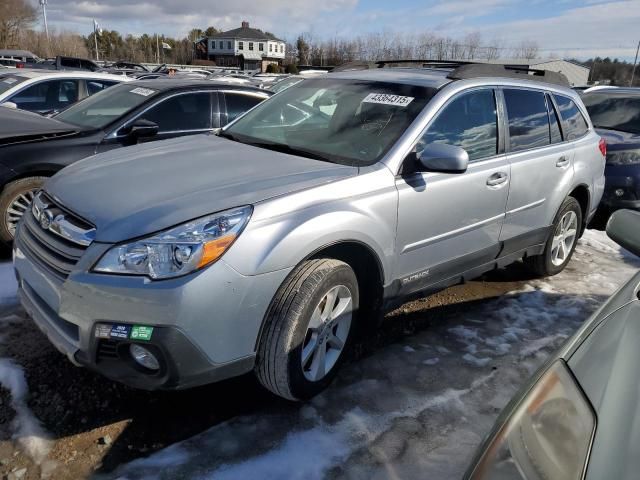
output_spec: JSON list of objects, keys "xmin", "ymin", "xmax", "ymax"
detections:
[
  {"xmin": 244, "ymin": 140, "xmax": 335, "ymax": 163},
  {"xmin": 216, "ymin": 130, "xmax": 239, "ymax": 142}
]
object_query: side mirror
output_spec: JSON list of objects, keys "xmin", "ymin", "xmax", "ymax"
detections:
[
  {"xmin": 2, "ymin": 101, "xmax": 18, "ymax": 109},
  {"xmin": 606, "ymin": 209, "xmax": 640, "ymax": 257},
  {"xmin": 124, "ymin": 119, "xmax": 159, "ymax": 139},
  {"xmin": 416, "ymin": 143, "xmax": 469, "ymax": 173}
]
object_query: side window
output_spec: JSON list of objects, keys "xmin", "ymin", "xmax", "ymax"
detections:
[
  {"xmin": 11, "ymin": 80, "xmax": 78, "ymax": 111},
  {"xmin": 503, "ymin": 89, "xmax": 551, "ymax": 152},
  {"xmin": 419, "ymin": 89, "xmax": 498, "ymax": 162},
  {"xmin": 138, "ymin": 92, "xmax": 212, "ymax": 132},
  {"xmin": 553, "ymin": 95, "xmax": 589, "ymax": 140},
  {"xmin": 546, "ymin": 94, "xmax": 563, "ymax": 144},
  {"xmin": 87, "ymin": 80, "xmax": 117, "ymax": 96},
  {"xmin": 60, "ymin": 57, "xmax": 80, "ymax": 69},
  {"xmin": 225, "ymin": 93, "xmax": 263, "ymax": 124}
]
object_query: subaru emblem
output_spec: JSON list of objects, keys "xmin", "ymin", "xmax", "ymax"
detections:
[{"xmin": 39, "ymin": 210, "xmax": 54, "ymax": 230}]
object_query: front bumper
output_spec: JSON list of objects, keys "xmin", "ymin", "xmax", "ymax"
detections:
[{"xmin": 13, "ymin": 235, "xmax": 291, "ymax": 390}]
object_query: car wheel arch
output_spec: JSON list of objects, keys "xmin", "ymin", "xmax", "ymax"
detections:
[
  {"xmin": 568, "ymin": 184, "xmax": 590, "ymax": 236},
  {"xmin": 252, "ymin": 239, "xmax": 386, "ymax": 353}
]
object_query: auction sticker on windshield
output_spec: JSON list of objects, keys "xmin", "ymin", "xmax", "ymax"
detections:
[
  {"xmin": 130, "ymin": 87, "xmax": 156, "ymax": 97},
  {"xmin": 363, "ymin": 93, "xmax": 414, "ymax": 107}
]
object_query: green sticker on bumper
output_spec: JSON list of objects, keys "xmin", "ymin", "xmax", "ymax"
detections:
[{"xmin": 130, "ymin": 325, "xmax": 154, "ymax": 341}]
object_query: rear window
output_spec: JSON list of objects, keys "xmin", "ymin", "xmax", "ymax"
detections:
[
  {"xmin": 582, "ymin": 93, "xmax": 640, "ymax": 135},
  {"xmin": 553, "ymin": 95, "xmax": 589, "ymax": 140},
  {"xmin": 0, "ymin": 75, "xmax": 28, "ymax": 96},
  {"xmin": 504, "ymin": 89, "xmax": 551, "ymax": 152}
]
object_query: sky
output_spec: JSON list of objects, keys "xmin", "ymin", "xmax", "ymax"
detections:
[{"xmin": 33, "ymin": 0, "xmax": 640, "ymax": 60}]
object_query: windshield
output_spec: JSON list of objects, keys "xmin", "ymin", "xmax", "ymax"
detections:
[
  {"xmin": 0, "ymin": 75, "xmax": 28, "ymax": 96},
  {"xmin": 55, "ymin": 83, "xmax": 158, "ymax": 129},
  {"xmin": 224, "ymin": 78, "xmax": 436, "ymax": 166},
  {"xmin": 271, "ymin": 76, "xmax": 304, "ymax": 93},
  {"xmin": 582, "ymin": 92, "xmax": 640, "ymax": 135}
]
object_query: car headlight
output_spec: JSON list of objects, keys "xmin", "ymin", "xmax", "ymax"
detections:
[
  {"xmin": 467, "ymin": 361, "xmax": 595, "ymax": 480},
  {"xmin": 93, "ymin": 206, "xmax": 252, "ymax": 280},
  {"xmin": 607, "ymin": 150, "xmax": 640, "ymax": 165}
]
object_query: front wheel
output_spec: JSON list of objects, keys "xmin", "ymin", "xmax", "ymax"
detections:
[
  {"xmin": 0, "ymin": 176, "xmax": 47, "ymax": 244},
  {"xmin": 255, "ymin": 258, "xmax": 359, "ymax": 401},
  {"xmin": 524, "ymin": 196, "xmax": 582, "ymax": 277}
]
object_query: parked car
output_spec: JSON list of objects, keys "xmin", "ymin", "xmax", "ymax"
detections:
[
  {"xmin": 0, "ymin": 58, "xmax": 23, "ymax": 69},
  {"xmin": 266, "ymin": 75, "xmax": 304, "ymax": 93},
  {"xmin": 582, "ymin": 87, "xmax": 640, "ymax": 219},
  {"xmin": 465, "ymin": 208, "xmax": 640, "ymax": 480},
  {"xmin": 0, "ymin": 78, "xmax": 270, "ymax": 243},
  {"xmin": 0, "ymin": 70, "xmax": 129, "ymax": 114},
  {"xmin": 29, "ymin": 56, "xmax": 100, "ymax": 72},
  {"xmin": 0, "ymin": 50, "xmax": 40, "ymax": 65},
  {"xmin": 12, "ymin": 63, "xmax": 605, "ymax": 400}
]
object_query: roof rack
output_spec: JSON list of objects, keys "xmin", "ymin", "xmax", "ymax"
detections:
[
  {"xmin": 447, "ymin": 64, "xmax": 570, "ymax": 86},
  {"xmin": 332, "ymin": 59, "xmax": 473, "ymax": 72}
]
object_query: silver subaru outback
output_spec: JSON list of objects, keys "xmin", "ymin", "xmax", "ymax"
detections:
[{"xmin": 13, "ymin": 63, "xmax": 606, "ymax": 400}]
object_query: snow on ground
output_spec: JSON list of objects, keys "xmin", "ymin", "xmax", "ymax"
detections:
[
  {"xmin": 108, "ymin": 230, "xmax": 639, "ymax": 480},
  {"xmin": 0, "ymin": 262, "xmax": 55, "ymax": 472}
]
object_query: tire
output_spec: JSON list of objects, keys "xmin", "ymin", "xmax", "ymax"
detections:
[
  {"xmin": 524, "ymin": 196, "xmax": 582, "ymax": 277},
  {"xmin": 256, "ymin": 258, "xmax": 359, "ymax": 401},
  {"xmin": 0, "ymin": 176, "xmax": 48, "ymax": 244}
]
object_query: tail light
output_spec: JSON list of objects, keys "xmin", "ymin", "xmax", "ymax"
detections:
[{"xmin": 598, "ymin": 138, "xmax": 606, "ymax": 157}]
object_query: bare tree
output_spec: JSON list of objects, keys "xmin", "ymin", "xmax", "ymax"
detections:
[
  {"xmin": 0, "ymin": 0, "xmax": 36, "ymax": 48},
  {"xmin": 515, "ymin": 40, "xmax": 539, "ymax": 60}
]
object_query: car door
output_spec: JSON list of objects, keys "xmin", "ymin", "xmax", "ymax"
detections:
[
  {"xmin": 126, "ymin": 90, "xmax": 216, "ymax": 142},
  {"xmin": 394, "ymin": 87, "xmax": 510, "ymax": 293},
  {"xmin": 222, "ymin": 91, "xmax": 268, "ymax": 126},
  {"xmin": 499, "ymin": 88, "xmax": 574, "ymax": 246}
]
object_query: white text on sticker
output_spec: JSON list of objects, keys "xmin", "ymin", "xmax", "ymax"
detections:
[{"xmin": 363, "ymin": 93, "xmax": 414, "ymax": 107}]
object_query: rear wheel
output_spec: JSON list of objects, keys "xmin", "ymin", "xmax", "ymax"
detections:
[
  {"xmin": 524, "ymin": 196, "xmax": 582, "ymax": 277},
  {"xmin": 255, "ymin": 258, "xmax": 358, "ymax": 401},
  {"xmin": 0, "ymin": 176, "xmax": 47, "ymax": 244}
]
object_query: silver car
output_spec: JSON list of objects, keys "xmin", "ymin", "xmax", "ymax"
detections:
[{"xmin": 13, "ymin": 64, "xmax": 606, "ymax": 400}]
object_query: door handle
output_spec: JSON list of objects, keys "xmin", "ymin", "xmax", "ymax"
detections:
[
  {"xmin": 486, "ymin": 172, "xmax": 508, "ymax": 187},
  {"xmin": 556, "ymin": 156, "xmax": 570, "ymax": 167}
]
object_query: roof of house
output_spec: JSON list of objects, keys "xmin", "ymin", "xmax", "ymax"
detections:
[{"xmin": 209, "ymin": 22, "xmax": 284, "ymax": 42}]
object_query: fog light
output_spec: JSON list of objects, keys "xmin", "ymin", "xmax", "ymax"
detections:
[
  {"xmin": 615, "ymin": 188, "xmax": 625, "ymax": 197},
  {"xmin": 130, "ymin": 344, "xmax": 160, "ymax": 371}
]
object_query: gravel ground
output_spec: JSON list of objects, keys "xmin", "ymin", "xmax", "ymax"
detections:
[{"xmin": 0, "ymin": 230, "xmax": 637, "ymax": 480}]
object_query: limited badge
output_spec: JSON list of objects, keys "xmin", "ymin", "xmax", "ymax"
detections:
[
  {"xmin": 95, "ymin": 324, "xmax": 112, "ymax": 339},
  {"xmin": 130, "ymin": 325, "xmax": 154, "ymax": 341},
  {"xmin": 110, "ymin": 324, "xmax": 131, "ymax": 339}
]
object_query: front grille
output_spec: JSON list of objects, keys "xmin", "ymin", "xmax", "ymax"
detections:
[
  {"xmin": 96, "ymin": 340, "xmax": 120, "ymax": 362},
  {"xmin": 16, "ymin": 195, "xmax": 91, "ymax": 280}
]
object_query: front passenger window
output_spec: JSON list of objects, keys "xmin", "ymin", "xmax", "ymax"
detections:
[
  {"xmin": 419, "ymin": 89, "xmax": 498, "ymax": 162},
  {"xmin": 138, "ymin": 92, "xmax": 212, "ymax": 132}
]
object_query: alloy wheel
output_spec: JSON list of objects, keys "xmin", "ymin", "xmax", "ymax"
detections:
[
  {"xmin": 551, "ymin": 210, "xmax": 578, "ymax": 267},
  {"xmin": 5, "ymin": 189, "xmax": 36, "ymax": 237},
  {"xmin": 301, "ymin": 284, "xmax": 353, "ymax": 382}
]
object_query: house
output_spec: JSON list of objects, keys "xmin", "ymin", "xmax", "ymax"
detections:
[
  {"xmin": 478, "ymin": 58, "xmax": 590, "ymax": 87},
  {"xmin": 204, "ymin": 21, "xmax": 285, "ymax": 72}
]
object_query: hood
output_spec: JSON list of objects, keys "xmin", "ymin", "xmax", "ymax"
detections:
[
  {"xmin": 45, "ymin": 134, "xmax": 358, "ymax": 243},
  {"xmin": 0, "ymin": 106, "xmax": 79, "ymax": 145},
  {"xmin": 596, "ymin": 127, "xmax": 640, "ymax": 151}
]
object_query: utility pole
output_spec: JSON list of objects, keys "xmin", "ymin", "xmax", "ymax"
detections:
[
  {"xmin": 39, "ymin": 0, "xmax": 49, "ymax": 54},
  {"xmin": 93, "ymin": 20, "xmax": 100, "ymax": 61},
  {"xmin": 631, "ymin": 39, "xmax": 640, "ymax": 87},
  {"xmin": 156, "ymin": 34, "xmax": 160, "ymax": 64}
]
